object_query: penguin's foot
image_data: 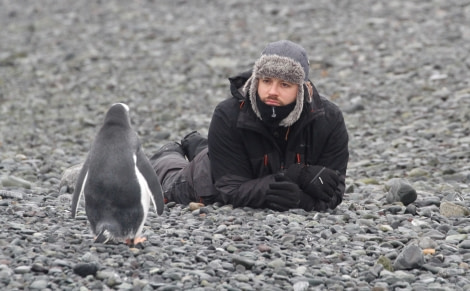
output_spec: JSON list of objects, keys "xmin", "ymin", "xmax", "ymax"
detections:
[{"xmin": 126, "ymin": 237, "xmax": 146, "ymax": 246}]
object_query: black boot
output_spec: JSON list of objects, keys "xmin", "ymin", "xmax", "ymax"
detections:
[
  {"xmin": 149, "ymin": 142, "xmax": 185, "ymax": 163},
  {"xmin": 181, "ymin": 131, "xmax": 208, "ymax": 162}
]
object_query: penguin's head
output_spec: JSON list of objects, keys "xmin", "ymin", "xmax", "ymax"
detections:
[
  {"xmin": 104, "ymin": 103, "xmax": 131, "ymax": 126},
  {"xmin": 112, "ymin": 103, "xmax": 129, "ymax": 112}
]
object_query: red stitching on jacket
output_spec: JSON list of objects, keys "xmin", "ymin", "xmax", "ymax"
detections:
[
  {"xmin": 264, "ymin": 154, "xmax": 268, "ymax": 166},
  {"xmin": 240, "ymin": 100, "xmax": 245, "ymax": 109},
  {"xmin": 296, "ymin": 153, "xmax": 301, "ymax": 164}
]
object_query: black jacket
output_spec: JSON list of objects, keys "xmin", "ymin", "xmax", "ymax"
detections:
[{"xmin": 207, "ymin": 71, "xmax": 349, "ymax": 209}]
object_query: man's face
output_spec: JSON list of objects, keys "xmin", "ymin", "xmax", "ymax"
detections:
[{"xmin": 257, "ymin": 77, "xmax": 298, "ymax": 106}]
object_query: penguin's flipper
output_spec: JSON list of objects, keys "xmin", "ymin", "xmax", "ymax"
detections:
[
  {"xmin": 136, "ymin": 150, "xmax": 165, "ymax": 215},
  {"xmin": 71, "ymin": 159, "xmax": 90, "ymax": 218}
]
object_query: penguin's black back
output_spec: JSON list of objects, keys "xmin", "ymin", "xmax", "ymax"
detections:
[{"xmin": 85, "ymin": 104, "xmax": 144, "ymax": 238}]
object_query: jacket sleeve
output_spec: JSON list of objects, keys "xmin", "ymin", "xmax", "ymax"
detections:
[
  {"xmin": 315, "ymin": 101, "xmax": 349, "ymax": 208},
  {"xmin": 208, "ymin": 103, "xmax": 274, "ymax": 208}
]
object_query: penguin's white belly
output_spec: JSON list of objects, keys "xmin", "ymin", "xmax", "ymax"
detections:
[{"xmin": 133, "ymin": 154, "xmax": 154, "ymax": 238}]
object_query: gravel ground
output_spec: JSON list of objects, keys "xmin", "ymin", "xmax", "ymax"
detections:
[{"xmin": 1, "ymin": 0, "xmax": 470, "ymax": 290}]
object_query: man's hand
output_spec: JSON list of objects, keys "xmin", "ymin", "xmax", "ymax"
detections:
[
  {"xmin": 298, "ymin": 166, "xmax": 339, "ymax": 203},
  {"xmin": 265, "ymin": 175, "xmax": 302, "ymax": 211}
]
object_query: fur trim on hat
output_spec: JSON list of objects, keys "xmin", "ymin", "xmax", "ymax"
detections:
[
  {"xmin": 253, "ymin": 54, "xmax": 305, "ymax": 84},
  {"xmin": 243, "ymin": 54, "xmax": 306, "ymax": 127}
]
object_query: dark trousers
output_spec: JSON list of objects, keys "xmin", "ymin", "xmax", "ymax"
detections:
[{"xmin": 151, "ymin": 147, "xmax": 218, "ymax": 205}]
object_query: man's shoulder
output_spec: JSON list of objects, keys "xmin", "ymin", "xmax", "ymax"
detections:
[
  {"xmin": 215, "ymin": 96, "xmax": 243, "ymax": 112},
  {"xmin": 304, "ymin": 96, "xmax": 345, "ymax": 127},
  {"xmin": 318, "ymin": 96, "xmax": 344, "ymax": 116}
]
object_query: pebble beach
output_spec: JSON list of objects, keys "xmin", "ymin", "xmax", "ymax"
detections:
[{"xmin": 1, "ymin": 0, "xmax": 470, "ymax": 290}]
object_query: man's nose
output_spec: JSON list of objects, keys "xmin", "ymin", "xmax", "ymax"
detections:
[{"xmin": 268, "ymin": 83, "xmax": 279, "ymax": 95}]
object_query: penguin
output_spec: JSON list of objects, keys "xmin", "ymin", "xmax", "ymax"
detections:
[{"xmin": 71, "ymin": 103, "xmax": 165, "ymax": 245}]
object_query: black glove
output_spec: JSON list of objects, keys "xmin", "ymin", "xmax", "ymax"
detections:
[
  {"xmin": 265, "ymin": 175, "xmax": 301, "ymax": 211},
  {"xmin": 298, "ymin": 192, "xmax": 331, "ymax": 212},
  {"xmin": 298, "ymin": 191, "xmax": 315, "ymax": 211},
  {"xmin": 313, "ymin": 199, "xmax": 329, "ymax": 211},
  {"xmin": 299, "ymin": 166, "xmax": 339, "ymax": 203}
]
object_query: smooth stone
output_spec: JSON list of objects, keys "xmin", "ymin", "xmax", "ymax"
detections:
[
  {"xmin": 267, "ymin": 258, "xmax": 285, "ymax": 269},
  {"xmin": 440, "ymin": 201, "xmax": 470, "ymax": 217},
  {"xmin": 414, "ymin": 196, "xmax": 441, "ymax": 207},
  {"xmin": 378, "ymin": 225, "xmax": 393, "ymax": 232},
  {"xmin": 407, "ymin": 168, "xmax": 429, "ymax": 177},
  {"xmin": 458, "ymin": 240, "xmax": 470, "ymax": 249},
  {"xmin": 443, "ymin": 192, "xmax": 464, "ymax": 202},
  {"xmin": 418, "ymin": 237, "xmax": 437, "ymax": 249},
  {"xmin": 392, "ymin": 270, "xmax": 416, "ymax": 283},
  {"xmin": 29, "ymin": 279, "xmax": 49, "ymax": 290},
  {"xmin": 58, "ymin": 163, "xmax": 83, "ymax": 193},
  {"xmin": 293, "ymin": 280, "xmax": 310, "ymax": 291},
  {"xmin": 231, "ymin": 255, "xmax": 255, "ymax": 270},
  {"xmin": 422, "ymin": 230, "xmax": 446, "ymax": 240},
  {"xmin": 226, "ymin": 245, "xmax": 238, "ymax": 253},
  {"xmin": 1, "ymin": 176, "xmax": 32, "ymax": 189},
  {"xmin": 73, "ymin": 263, "xmax": 98, "ymax": 277},
  {"xmin": 117, "ymin": 282, "xmax": 133, "ymax": 290},
  {"xmin": 445, "ymin": 234, "xmax": 467, "ymax": 242},
  {"xmin": 14, "ymin": 266, "xmax": 31, "ymax": 274},
  {"xmin": 0, "ymin": 190, "xmax": 24, "ymax": 200},
  {"xmin": 31, "ymin": 263, "xmax": 49, "ymax": 273},
  {"xmin": 405, "ymin": 204, "xmax": 417, "ymax": 215},
  {"xmin": 393, "ymin": 244, "xmax": 424, "ymax": 270},
  {"xmin": 214, "ymin": 225, "xmax": 227, "ymax": 234},
  {"xmin": 358, "ymin": 178, "xmax": 380, "ymax": 185},
  {"xmin": 376, "ymin": 255, "xmax": 394, "ymax": 272},
  {"xmin": 385, "ymin": 178, "xmax": 417, "ymax": 206}
]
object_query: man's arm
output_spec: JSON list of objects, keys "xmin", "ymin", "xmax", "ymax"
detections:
[{"xmin": 208, "ymin": 103, "xmax": 281, "ymax": 208}]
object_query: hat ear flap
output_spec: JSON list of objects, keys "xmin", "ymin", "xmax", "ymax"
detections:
[
  {"xmin": 278, "ymin": 85, "xmax": 304, "ymax": 127},
  {"xmin": 243, "ymin": 75, "xmax": 262, "ymax": 120}
]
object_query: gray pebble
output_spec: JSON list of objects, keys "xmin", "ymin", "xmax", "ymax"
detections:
[{"xmin": 29, "ymin": 279, "xmax": 48, "ymax": 290}]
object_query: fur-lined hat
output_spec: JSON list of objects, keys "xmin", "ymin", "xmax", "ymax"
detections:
[{"xmin": 243, "ymin": 40, "xmax": 310, "ymax": 127}]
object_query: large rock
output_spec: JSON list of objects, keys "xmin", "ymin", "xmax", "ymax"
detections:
[
  {"xmin": 58, "ymin": 163, "xmax": 83, "ymax": 194},
  {"xmin": 393, "ymin": 244, "xmax": 425, "ymax": 270},
  {"xmin": 440, "ymin": 201, "xmax": 470, "ymax": 217},
  {"xmin": 385, "ymin": 178, "xmax": 417, "ymax": 206}
]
